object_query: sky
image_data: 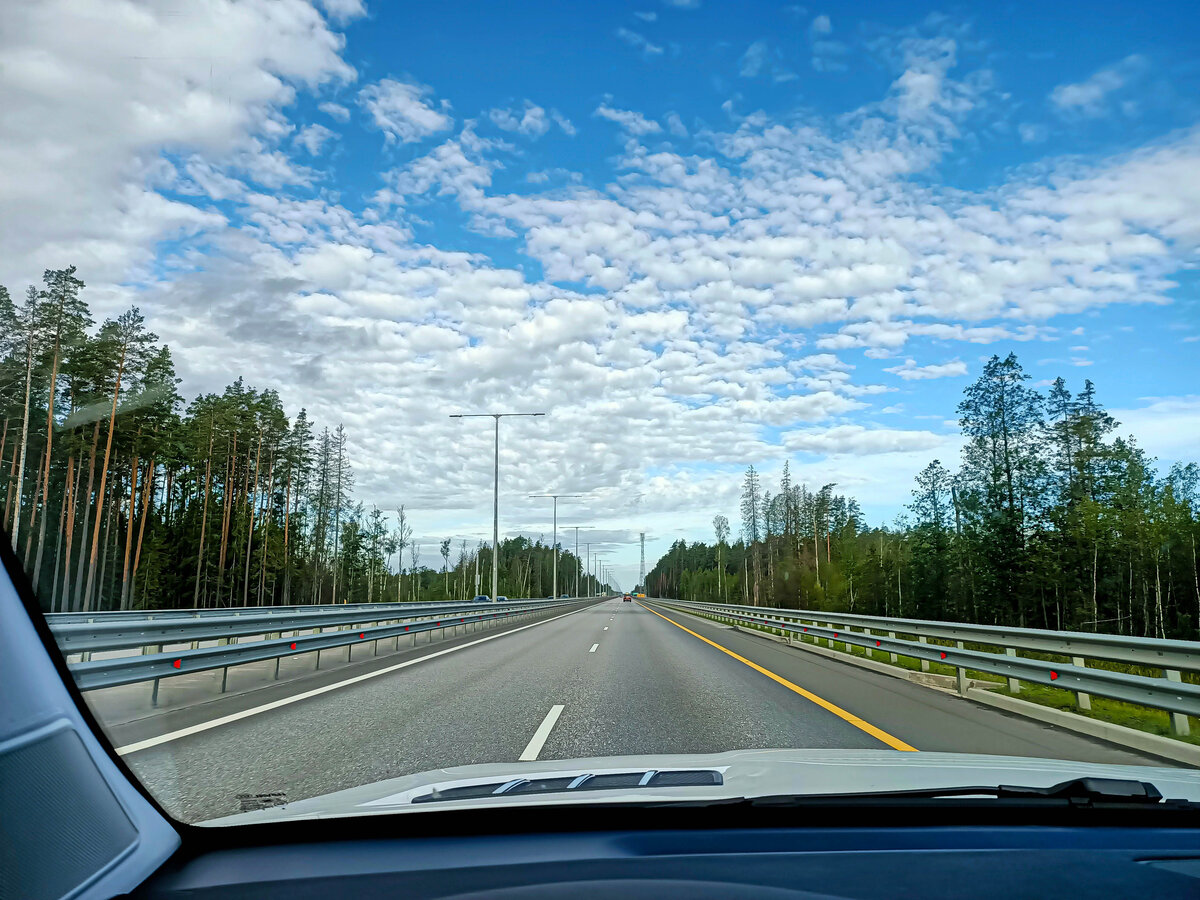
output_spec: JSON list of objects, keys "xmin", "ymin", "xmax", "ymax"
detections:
[{"xmin": 2, "ymin": 0, "xmax": 1199, "ymax": 590}]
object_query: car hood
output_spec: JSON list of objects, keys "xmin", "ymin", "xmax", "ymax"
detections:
[{"xmin": 204, "ymin": 749, "xmax": 1200, "ymax": 825}]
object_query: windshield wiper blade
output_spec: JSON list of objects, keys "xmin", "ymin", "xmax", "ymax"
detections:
[{"xmin": 748, "ymin": 778, "xmax": 1191, "ymax": 808}]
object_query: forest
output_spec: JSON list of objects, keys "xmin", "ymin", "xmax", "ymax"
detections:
[
  {"xmin": 645, "ymin": 354, "xmax": 1200, "ymax": 640},
  {"xmin": 1, "ymin": 267, "xmax": 602, "ymax": 612}
]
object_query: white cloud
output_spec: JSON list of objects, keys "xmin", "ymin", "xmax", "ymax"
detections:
[
  {"xmin": 784, "ymin": 424, "xmax": 947, "ymax": 456},
  {"xmin": 0, "ymin": 0, "xmax": 354, "ymax": 288},
  {"xmin": 594, "ymin": 103, "xmax": 662, "ymax": 135},
  {"xmin": 318, "ymin": 101, "xmax": 351, "ymax": 122},
  {"xmin": 616, "ymin": 27, "xmax": 664, "ymax": 58},
  {"xmin": 316, "ymin": 0, "xmax": 366, "ymax": 23},
  {"xmin": 634, "ymin": 10, "xmax": 657, "ymax": 21},
  {"xmin": 551, "ymin": 110, "xmax": 577, "ymax": 136},
  {"xmin": 1018, "ymin": 122, "xmax": 1048, "ymax": 143},
  {"xmin": 884, "ymin": 358, "xmax": 969, "ymax": 380},
  {"xmin": 662, "ymin": 0, "xmax": 701, "ymax": 7},
  {"xmin": 4, "ymin": 7, "xmax": 1196, "ymax": 579},
  {"xmin": 809, "ymin": 14, "xmax": 832, "ymax": 37},
  {"xmin": 294, "ymin": 123, "xmax": 336, "ymax": 155},
  {"xmin": 488, "ymin": 101, "xmax": 551, "ymax": 137},
  {"xmin": 1049, "ymin": 54, "xmax": 1146, "ymax": 118},
  {"xmin": 358, "ymin": 78, "xmax": 453, "ymax": 144},
  {"xmin": 1111, "ymin": 396, "xmax": 1200, "ymax": 466},
  {"xmin": 740, "ymin": 41, "xmax": 770, "ymax": 77}
]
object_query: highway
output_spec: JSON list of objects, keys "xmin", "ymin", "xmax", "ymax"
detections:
[{"xmin": 105, "ymin": 598, "xmax": 1175, "ymax": 823}]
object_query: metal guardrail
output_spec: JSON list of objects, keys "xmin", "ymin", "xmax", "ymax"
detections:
[
  {"xmin": 46, "ymin": 596, "xmax": 584, "ymax": 625},
  {"xmin": 660, "ymin": 600, "xmax": 1200, "ymax": 670},
  {"xmin": 66, "ymin": 598, "xmax": 589, "ymax": 696},
  {"xmin": 655, "ymin": 599, "xmax": 1200, "ymax": 736},
  {"xmin": 49, "ymin": 599, "xmax": 570, "ymax": 654}
]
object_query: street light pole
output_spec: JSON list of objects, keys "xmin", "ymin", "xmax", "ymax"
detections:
[
  {"xmin": 573, "ymin": 526, "xmax": 580, "ymax": 597},
  {"xmin": 450, "ymin": 412, "xmax": 546, "ymax": 602},
  {"xmin": 530, "ymin": 494, "xmax": 580, "ymax": 598}
]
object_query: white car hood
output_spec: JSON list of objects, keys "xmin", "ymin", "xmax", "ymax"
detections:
[{"xmin": 204, "ymin": 749, "xmax": 1200, "ymax": 825}]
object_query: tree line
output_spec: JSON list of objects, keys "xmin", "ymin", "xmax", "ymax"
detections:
[
  {"xmin": 1, "ymin": 267, "xmax": 603, "ymax": 611},
  {"xmin": 645, "ymin": 354, "xmax": 1200, "ymax": 639}
]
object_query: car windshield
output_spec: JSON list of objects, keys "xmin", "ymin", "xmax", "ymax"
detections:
[{"xmin": 2, "ymin": 0, "xmax": 1198, "ymax": 827}]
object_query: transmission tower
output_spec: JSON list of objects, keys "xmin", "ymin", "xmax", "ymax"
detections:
[{"xmin": 639, "ymin": 532, "xmax": 646, "ymax": 593}]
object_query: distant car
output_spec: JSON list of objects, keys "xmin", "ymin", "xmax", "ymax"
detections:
[
  {"xmin": 560, "ymin": 594, "xmax": 569, "ymax": 599},
  {"xmin": 472, "ymin": 595, "xmax": 490, "ymax": 603},
  {"xmin": 623, "ymin": 594, "xmax": 632, "ymax": 602},
  {"xmin": 496, "ymin": 596, "xmax": 509, "ymax": 603}
]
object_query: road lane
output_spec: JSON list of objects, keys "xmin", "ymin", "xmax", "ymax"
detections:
[
  {"xmin": 114, "ymin": 598, "xmax": 1176, "ymax": 823},
  {"xmin": 644, "ymin": 600, "xmax": 1175, "ymax": 767}
]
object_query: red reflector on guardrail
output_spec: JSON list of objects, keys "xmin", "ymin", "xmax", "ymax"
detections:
[
  {"xmin": 940, "ymin": 652, "xmax": 947, "ymax": 659},
  {"xmin": 172, "ymin": 659, "xmax": 181, "ymax": 669},
  {"xmin": 876, "ymin": 640, "xmax": 881, "ymax": 647},
  {"xmin": 1050, "ymin": 671, "xmax": 1059, "ymax": 680},
  {"xmin": 290, "ymin": 643, "xmax": 297, "ymax": 650}
]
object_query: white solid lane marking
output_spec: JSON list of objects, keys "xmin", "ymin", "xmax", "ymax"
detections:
[
  {"xmin": 114, "ymin": 605, "xmax": 592, "ymax": 756},
  {"xmin": 519, "ymin": 705, "xmax": 564, "ymax": 761},
  {"xmin": 603, "ymin": 626, "xmax": 608, "ymax": 630},
  {"xmin": 589, "ymin": 643, "xmax": 599, "ymax": 653}
]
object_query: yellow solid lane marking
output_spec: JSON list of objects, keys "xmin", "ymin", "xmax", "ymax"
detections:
[{"xmin": 639, "ymin": 603, "xmax": 917, "ymax": 752}]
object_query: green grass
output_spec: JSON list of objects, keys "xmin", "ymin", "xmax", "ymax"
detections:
[{"xmin": 692, "ymin": 610, "xmax": 1199, "ymax": 747}]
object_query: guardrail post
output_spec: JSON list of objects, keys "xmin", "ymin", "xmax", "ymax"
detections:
[
  {"xmin": 1005, "ymin": 648, "xmax": 1020, "ymax": 692},
  {"xmin": 955, "ymin": 641, "xmax": 968, "ymax": 695},
  {"xmin": 1166, "ymin": 670, "xmax": 1191, "ymax": 736},
  {"xmin": 1071, "ymin": 657, "xmax": 1091, "ymax": 710},
  {"xmin": 218, "ymin": 637, "xmax": 234, "ymax": 692},
  {"xmin": 887, "ymin": 632, "xmax": 897, "ymax": 664},
  {"xmin": 918, "ymin": 636, "xmax": 930, "ymax": 672}
]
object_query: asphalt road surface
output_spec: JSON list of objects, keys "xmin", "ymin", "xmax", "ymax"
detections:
[{"xmin": 104, "ymin": 598, "xmax": 1175, "ymax": 822}]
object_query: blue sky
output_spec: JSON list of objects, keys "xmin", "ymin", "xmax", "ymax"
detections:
[{"xmin": 2, "ymin": 0, "xmax": 1199, "ymax": 587}]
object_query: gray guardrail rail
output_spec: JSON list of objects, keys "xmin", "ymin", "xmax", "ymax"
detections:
[
  {"xmin": 62, "ymin": 597, "xmax": 591, "ymax": 696},
  {"xmin": 653, "ymin": 599, "xmax": 1200, "ymax": 736},
  {"xmin": 48, "ymin": 599, "xmax": 568, "ymax": 654},
  {"xmin": 45, "ymin": 597, "xmax": 569, "ymax": 625}
]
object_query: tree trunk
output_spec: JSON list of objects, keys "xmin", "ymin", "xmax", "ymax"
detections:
[
  {"xmin": 24, "ymin": 442, "xmax": 46, "ymax": 570},
  {"xmin": 10, "ymin": 332, "xmax": 35, "ymax": 550},
  {"xmin": 193, "ymin": 424, "xmax": 214, "ymax": 607},
  {"xmin": 216, "ymin": 432, "xmax": 236, "ymax": 605},
  {"xmin": 119, "ymin": 439, "xmax": 140, "ymax": 609},
  {"xmin": 82, "ymin": 338, "xmax": 130, "ymax": 610},
  {"xmin": 131, "ymin": 459, "xmax": 155, "ymax": 607},
  {"xmin": 50, "ymin": 454, "xmax": 72, "ymax": 612},
  {"xmin": 242, "ymin": 429, "xmax": 263, "ymax": 606},
  {"xmin": 281, "ymin": 463, "xmax": 292, "ymax": 604},
  {"xmin": 74, "ymin": 422, "xmax": 100, "ymax": 609},
  {"xmin": 98, "ymin": 479, "xmax": 116, "ymax": 610},
  {"xmin": 4, "ymin": 423, "xmax": 19, "ymax": 528},
  {"xmin": 61, "ymin": 449, "xmax": 82, "ymax": 612},
  {"xmin": 256, "ymin": 446, "xmax": 274, "ymax": 606},
  {"xmin": 32, "ymin": 329, "xmax": 65, "ymax": 593},
  {"xmin": 0, "ymin": 419, "xmax": 7, "ymax": 523}
]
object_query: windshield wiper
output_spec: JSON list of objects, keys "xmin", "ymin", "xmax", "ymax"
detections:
[{"xmin": 746, "ymin": 778, "xmax": 1194, "ymax": 809}]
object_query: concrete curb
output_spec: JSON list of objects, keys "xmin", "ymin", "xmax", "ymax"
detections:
[
  {"xmin": 721, "ymin": 622, "xmax": 1200, "ymax": 769},
  {"xmin": 964, "ymin": 687, "xmax": 1200, "ymax": 767}
]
